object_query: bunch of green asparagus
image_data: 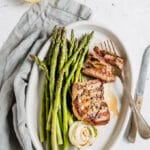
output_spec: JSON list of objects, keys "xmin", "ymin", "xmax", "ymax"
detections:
[{"xmin": 31, "ymin": 26, "xmax": 94, "ymax": 150}]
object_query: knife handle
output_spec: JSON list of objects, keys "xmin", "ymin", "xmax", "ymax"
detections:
[{"xmin": 127, "ymin": 96, "xmax": 143, "ymax": 143}]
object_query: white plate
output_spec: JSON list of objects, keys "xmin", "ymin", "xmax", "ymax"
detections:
[{"xmin": 26, "ymin": 21, "xmax": 132, "ymax": 150}]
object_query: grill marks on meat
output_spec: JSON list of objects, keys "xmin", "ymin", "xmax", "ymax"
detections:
[
  {"xmin": 83, "ymin": 53, "xmax": 115, "ymax": 82},
  {"xmin": 94, "ymin": 46, "xmax": 124, "ymax": 70},
  {"xmin": 72, "ymin": 80, "xmax": 110, "ymax": 126},
  {"xmin": 82, "ymin": 46, "xmax": 124, "ymax": 82}
]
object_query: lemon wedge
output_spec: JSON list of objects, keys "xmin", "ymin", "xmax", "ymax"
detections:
[{"xmin": 25, "ymin": 0, "xmax": 40, "ymax": 3}]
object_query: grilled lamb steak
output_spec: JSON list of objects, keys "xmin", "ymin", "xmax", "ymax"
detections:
[
  {"xmin": 82, "ymin": 53, "xmax": 115, "ymax": 82},
  {"xmin": 72, "ymin": 80, "xmax": 110, "ymax": 126},
  {"xmin": 94, "ymin": 46, "xmax": 124, "ymax": 70}
]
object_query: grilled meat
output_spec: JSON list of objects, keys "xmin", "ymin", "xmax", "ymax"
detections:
[
  {"xmin": 82, "ymin": 46, "xmax": 124, "ymax": 82},
  {"xmin": 82, "ymin": 53, "xmax": 115, "ymax": 82},
  {"xmin": 72, "ymin": 80, "xmax": 110, "ymax": 126},
  {"xmin": 94, "ymin": 46, "xmax": 124, "ymax": 70}
]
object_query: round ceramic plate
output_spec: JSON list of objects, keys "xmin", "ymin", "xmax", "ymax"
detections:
[{"xmin": 26, "ymin": 21, "xmax": 132, "ymax": 150}]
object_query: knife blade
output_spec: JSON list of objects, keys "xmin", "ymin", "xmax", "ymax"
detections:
[
  {"xmin": 128, "ymin": 45, "xmax": 150, "ymax": 143},
  {"xmin": 135, "ymin": 46, "xmax": 150, "ymax": 97}
]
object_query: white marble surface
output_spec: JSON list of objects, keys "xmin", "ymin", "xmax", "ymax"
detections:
[{"xmin": 0, "ymin": 0, "xmax": 150, "ymax": 149}]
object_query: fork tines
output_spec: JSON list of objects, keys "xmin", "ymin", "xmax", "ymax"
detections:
[{"xmin": 99, "ymin": 39, "xmax": 117, "ymax": 55}]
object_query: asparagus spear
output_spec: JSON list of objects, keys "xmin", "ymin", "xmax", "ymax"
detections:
[
  {"xmin": 47, "ymin": 28, "xmax": 62, "ymax": 130},
  {"xmin": 30, "ymin": 55, "xmax": 49, "ymax": 80},
  {"xmin": 71, "ymin": 38, "xmax": 79, "ymax": 82},
  {"xmin": 57, "ymin": 27, "xmax": 67, "ymax": 128},
  {"xmin": 45, "ymin": 80, "xmax": 51, "ymax": 150},
  {"xmin": 45, "ymin": 27, "xmax": 58, "ymax": 143},
  {"xmin": 39, "ymin": 79, "xmax": 47, "ymax": 142},
  {"xmin": 46, "ymin": 26, "xmax": 58, "ymax": 65},
  {"xmin": 31, "ymin": 55, "xmax": 50, "ymax": 144},
  {"xmin": 68, "ymin": 30, "xmax": 75, "ymax": 58},
  {"xmin": 71, "ymin": 38, "xmax": 79, "ymax": 66},
  {"xmin": 58, "ymin": 27, "xmax": 67, "ymax": 72},
  {"xmin": 65, "ymin": 30, "xmax": 75, "ymax": 77},
  {"xmin": 75, "ymin": 31, "xmax": 94, "ymax": 82},
  {"xmin": 56, "ymin": 115, "xmax": 63, "ymax": 145},
  {"xmin": 31, "ymin": 54, "xmax": 51, "ymax": 145},
  {"xmin": 31, "ymin": 56, "xmax": 51, "ymax": 145},
  {"xmin": 72, "ymin": 38, "xmax": 79, "ymax": 54},
  {"xmin": 51, "ymin": 34, "xmax": 92, "ymax": 150}
]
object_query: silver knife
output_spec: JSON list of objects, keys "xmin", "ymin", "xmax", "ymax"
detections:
[{"xmin": 128, "ymin": 45, "xmax": 150, "ymax": 143}]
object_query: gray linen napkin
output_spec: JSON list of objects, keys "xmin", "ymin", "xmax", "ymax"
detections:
[{"xmin": 0, "ymin": 0, "xmax": 91, "ymax": 149}]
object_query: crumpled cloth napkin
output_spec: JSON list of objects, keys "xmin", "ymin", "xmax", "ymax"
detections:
[{"xmin": 0, "ymin": 0, "xmax": 91, "ymax": 149}]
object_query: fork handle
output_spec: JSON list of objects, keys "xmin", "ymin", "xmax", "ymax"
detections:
[{"xmin": 127, "ymin": 96, "xmax": 143, "ymax": 143}]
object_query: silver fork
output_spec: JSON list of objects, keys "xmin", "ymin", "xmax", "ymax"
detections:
[{"xmin": 99, "ymin": 40, "xmax": 150, "ymax": 139}]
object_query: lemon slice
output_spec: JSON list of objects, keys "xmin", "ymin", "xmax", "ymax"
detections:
[{"xmin": 25, "ymin": 0, "xmax": 40, "ymax": 3}]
